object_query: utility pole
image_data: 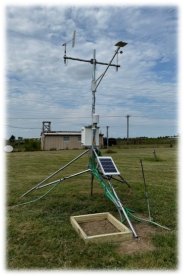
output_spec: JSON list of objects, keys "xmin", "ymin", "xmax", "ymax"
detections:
[
  {"xmin": 126, "ymin": 115, "xmax": 130, "ymax": 143},
  {"xmin": 106, "ymin": 126, "xmax": 109, "ymax": 148}
]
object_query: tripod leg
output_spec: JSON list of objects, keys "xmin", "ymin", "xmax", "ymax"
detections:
[
  {"xmin": 90, "ymin": 174, "xmax": 94, "ymax": 196},
  {"xmin": 20, "ymin": 149, "xmax": 90, "ymax": 198},
  {"xmin": 108, "ymin": 180, "xmax": 138, "ymax": 238},
  {"xmin": 118, "ymin": 175, "xmax": 131, "ymax": 188}
]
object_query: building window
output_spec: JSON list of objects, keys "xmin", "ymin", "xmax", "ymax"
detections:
[
  {"xmin": 64, "ymin": 136, "xmax": 69, "ymax": 142},
  {"xmin": 78, "ymin": 136, "xmax": 81, "ymax": 141}
]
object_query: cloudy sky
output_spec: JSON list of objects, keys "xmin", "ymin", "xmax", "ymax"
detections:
[{"xmin": 5, "ymin": 4, "xmax": 178, "ymax": 139}]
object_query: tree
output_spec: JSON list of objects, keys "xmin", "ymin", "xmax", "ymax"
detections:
[{"xmin": 9, "ymin": 135, "xmax": 16, "ymax": 144}]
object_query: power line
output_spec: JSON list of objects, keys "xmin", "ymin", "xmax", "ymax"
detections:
[
  {"xmin": 6, "ymin": 115, "xmax": 174, "ymax": 131},
  {"xmin": 6, "ymin": 125, "xmax": 41, "ymax": 130},
  {"xmin": 7, "ymin": 116, "xmax": 91, "ymax": 120},
  {"xmin": 7, "ymin": 115, "xmax": 146, "ymax": 120}
]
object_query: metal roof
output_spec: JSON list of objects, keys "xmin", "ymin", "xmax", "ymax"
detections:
[{"xmin": 43, "ymin": 131, "xmax": 80, "ymax": 136}]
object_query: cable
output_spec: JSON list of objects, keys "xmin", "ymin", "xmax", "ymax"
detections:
[
  {"xmin": 8, "ymin": 181, "xmax": 60, "ymax": 209},
  {"xmin": 126, "ymin": 210, "xmax": 171, "ymax": 231}
]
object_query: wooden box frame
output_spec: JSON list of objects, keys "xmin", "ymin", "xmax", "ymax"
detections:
[{"xmin": 70, "ymin": 212, "xmax": 132, "ymax": 243}]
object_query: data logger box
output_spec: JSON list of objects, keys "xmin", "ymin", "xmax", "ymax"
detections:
[{"xmin": 81, "ymin": 126, "xmax": 99, "ymax": 146}]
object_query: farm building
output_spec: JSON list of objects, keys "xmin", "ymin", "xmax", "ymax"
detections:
[
  {"xmin": 40, "ymin": 122, "xmax": 104, "ymax": 150},
  {"xmin": 41, "ymin": 131, "xmax": 81, "ymax": 150}
]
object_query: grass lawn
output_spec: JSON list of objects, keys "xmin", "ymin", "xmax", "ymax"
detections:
[{"xmin": 6, "ymin": 145, "xmax": 178, "ymax": 270}]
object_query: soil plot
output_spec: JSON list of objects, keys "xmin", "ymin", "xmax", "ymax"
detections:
[
  {"xmin": 79, "ymin": 219, "xmax": 121, "ymax": 236},
  {"xmin": 70, "ymin": 212, "xmax": 132, "ymax": 243}
]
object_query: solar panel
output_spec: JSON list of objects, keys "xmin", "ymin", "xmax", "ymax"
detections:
[{"xmin": 97, "ymin": 156, "xmax": 120, "ymax": 176}]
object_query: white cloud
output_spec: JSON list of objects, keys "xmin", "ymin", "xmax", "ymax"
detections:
[{"xmin": 5, "ymin": 5, "xmax": 177, "ymax": 138}]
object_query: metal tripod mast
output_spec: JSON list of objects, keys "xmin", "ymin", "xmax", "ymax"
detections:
[{"xmin": 63, "ymin": 41, "xmax": 139, "ymax": 238}]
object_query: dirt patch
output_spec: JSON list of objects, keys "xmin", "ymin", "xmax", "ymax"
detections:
[
  {"xmin": 79, "ymin": 217, "xmax": 164, "ymax": 255},
  {"xmin": 79, "ymin": 219, "xmax": 121, "ymax": 236},
  {"xmin": 116, "ymin": 222, "xmax": 163, "ymax": 255}
]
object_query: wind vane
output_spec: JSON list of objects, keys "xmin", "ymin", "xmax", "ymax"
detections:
[{"xmin": 62, "ymin": 30, "xmax": 76, "ymax": 64}]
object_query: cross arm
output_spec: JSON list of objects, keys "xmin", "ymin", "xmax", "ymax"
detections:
[{"xmin": 64, "ymin": 56, "xmax": 120, "ymax": 68}]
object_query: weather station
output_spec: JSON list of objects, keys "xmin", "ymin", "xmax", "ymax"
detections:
[{"xmin": 14, "ymin": 31, "xmax": 170, "ymax": 242}]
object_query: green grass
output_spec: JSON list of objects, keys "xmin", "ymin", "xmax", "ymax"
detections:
[{"xmin": 6, "ymin": 146, "xmax": 178, "ymax": 270}]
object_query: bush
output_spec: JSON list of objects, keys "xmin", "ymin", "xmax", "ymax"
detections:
[{"xmin": 24, "ymin": 139, "xmax": 41, "ymax": 151}]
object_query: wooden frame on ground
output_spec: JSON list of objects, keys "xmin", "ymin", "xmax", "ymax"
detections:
[{"xmin": 70, "ymin": 212, "xmax": 132, "ymax": 243}]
